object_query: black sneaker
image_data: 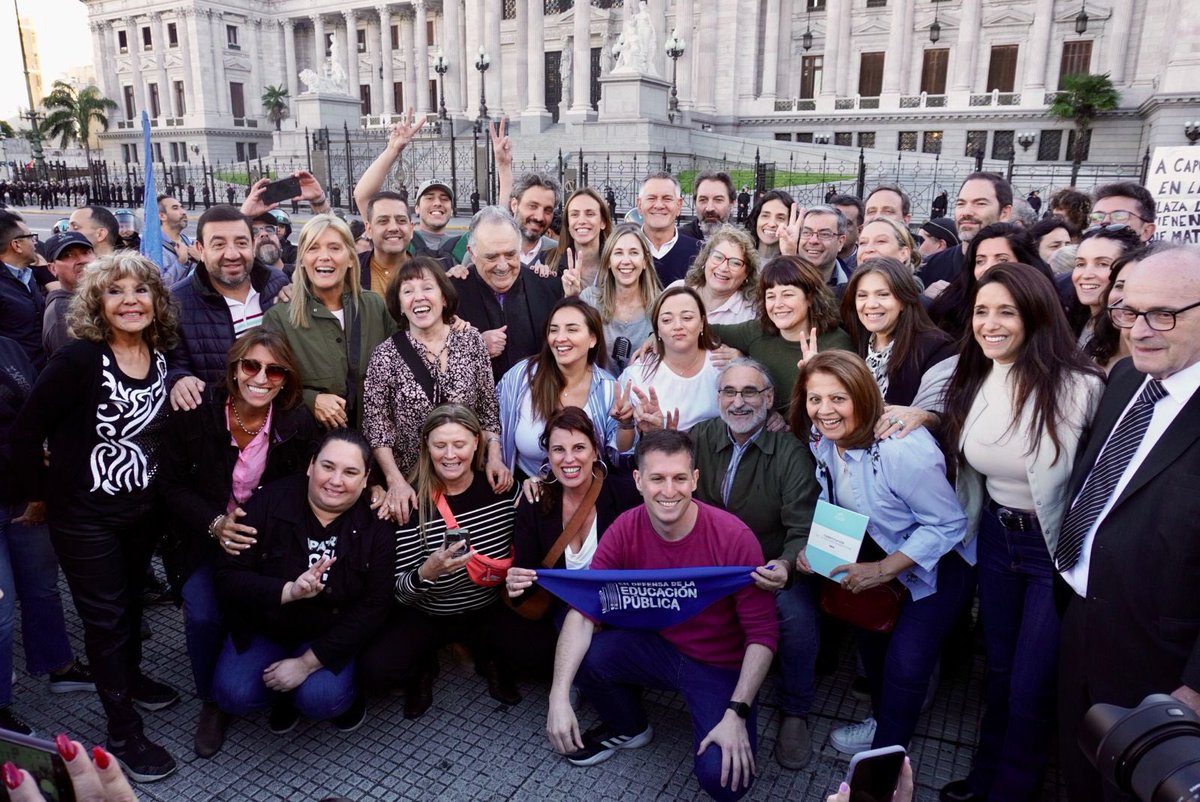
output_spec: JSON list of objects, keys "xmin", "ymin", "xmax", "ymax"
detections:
[
  {"xmin": 132, "ymin": 675, "xmax": 180, "ymax": 712},
  {"xmin": 48, "ymin": 660, "xmax": 96, "ymax": 694},
  {"xmin": 107, "ymin": 733, "xmax": 177, "ymax": 783},
  {"xmin": 331, "ymin": 695, "xmax": 366, "ymax": 733},
  {"xmin": 268, "ymin": 699, "xmax": 300, "ymax": 735},
  {"xmin": 565, "ymin": 723, "xmax": 654, "ymax": 767},
  {"xmin": 0, "ymin": 706, "xmax": 33, "ymax": 735}
]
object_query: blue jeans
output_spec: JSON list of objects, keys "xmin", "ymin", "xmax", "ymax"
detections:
[
  {"xmin": 574, "ymin": 630, "xmax": 758, "ymax": 802},
  {"xmin": 181, "ymin": 560, "xmax": 223, "ymax": 702},
  {"xmin": 0, "ymin": 502, "xmax": 74, "ymax": 707},
  {"xmin": 775, "ymin": 574, "xmax": 820, "ymax": 717},
  {"xmin": 859, "ymin": 551, "xmax": 975, "ymax": 750},
  {"xmin": 967, "ymin": 506, "xmax": 1060, "ymax": 801},
  {"xmin": 212, "ymin": 635, "xmax": 356, "ymax": 721}
]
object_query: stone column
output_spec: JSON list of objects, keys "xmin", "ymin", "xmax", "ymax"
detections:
[
  {"xmin": 482, "ymin": 0, "xmax": 502, "ymax": 115},
  {"xmin": 569, "ymin": 1, "xmax": 593, "ymax": 116},
  {"xmin": 367, "ymin": 17, "xmax": 383, "ymax": 113},
  {"xmin": 695, "ymin": 0, "xmax": 716, "ymax": 110},
  {"xmin": 343, "ymin": 10, "xmax": 359, "ymax": 98},
  {"xmin": 378, "ymin": 7, "xmax": 395, "ymax": 115},
  {"xmin": 311, "ymin": 14, "xmax": 326, "ymax": 71},
  {"xmin": 182, "ymin": 11, "xmax": 205, "ymax": 115},
  {"xmin": 413, "ymin": 0, "xmax": 431, "ymax": 113},
  {"xmin": 211, "ymin": 11, "xmax": 229, "ymax": 115},
  {"xmin": 521, "ymin": 0, "xmax": 549, "ymax": 130},
  {"xmin": 464, "ymin": 0, "xmax": 481, "ymax": 119},
  {"xmin": 89, "ymin": 21, "xmax": 113, "ymax": 104},
  {"xmin": 648, "ymin": 0, "xmax": 666, "ymax": 78},
  {"xmin": 513, "ymin": 0, "xmax": 528, "ymax": 112},
  {"xmin": 881, "ymin": 0, "xmax": 908, "ymax": 94},
  {"xmin": 152, "ymin": 13, "xmax": 171, "ymax": 117},
  {"xmin": 401, "ymin": 12, "xmax": 416, "ymax": 112},
  {"xmin": 760, "ymin": 0, "xmax": 781, "ymax": 99},
  {"xmin": 1105, "ymin": 0, "xmax": 1135, "ymax": 83},
  {"xmin": 836, "ymin": 0, "xmax": 852, "ymax": 97},
  {"xmin": 951, "ymin": 0, "xmax": 981, "ymax": 92},
  {"xmin": 441, "ymin": 0, "xmax": 463, "ymax": 115},
  {"xmin": 126, "ymin": 18, "xmax": 147, "ymax": 116},
  {"xmin": 247, "ymin": 19, "xmax": 262, "ymax": 117},
  {"xmin": 772, "ymin": 0, "xmax": 791, "ymax": 100},
  {"xmin": 1021, "ymin": 0, "xmax": 1054, "ymax": 94},
  {"xmin": 283, "ymin": 19, "xmax": 299, "ymax": 100},
  {"xmin": 821, "ymin": 1, "xmax": 842, "ymax": 97}
]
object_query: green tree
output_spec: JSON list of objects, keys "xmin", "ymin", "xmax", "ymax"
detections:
[
  {"xmin": 0, "ymin": 121, "xmax": 15, "ymax": 138},
  {"xmin": 1048, "ymin": 72, "xmax": 1121, "ymax": 180},
  {"xmin": 261, "ymin": 85, "xmax": 290, "ymax": 131},
  {"xmin": 40, "ymin": 81, "xmax": 118, "ymax": 163}
]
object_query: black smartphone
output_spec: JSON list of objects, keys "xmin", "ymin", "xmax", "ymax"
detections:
[
  {"xmin": 261, "ymin": 176, "xmax": 302, "ymax": 207},
  {"xmin": 845, "ymin": 744, "xmax": 905, "ymax": 802},
  {"xmin": 0, "ymin": 730, "xmax": 75, "ymax": 802},
  {"xmin": 442, "ymin": 527, "xmax": 471, "ymax": 552}
]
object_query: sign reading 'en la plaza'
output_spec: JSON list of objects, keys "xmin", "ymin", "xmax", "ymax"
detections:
[{"xmin": 1147, "ymin": 147, "xmax": 1200, "ymax": 244}]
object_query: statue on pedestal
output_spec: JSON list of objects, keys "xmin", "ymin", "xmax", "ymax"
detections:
[
  {"xmin": 611, "ymin": 0, "xmax": 659, "ymax": 78},
  {"xmin": 560, "ymin": 34, "xmax": 573, "ymax": 106},
  {"xmin": 299, "ymin": 38, "xmax": 351, "ymax": 94}
]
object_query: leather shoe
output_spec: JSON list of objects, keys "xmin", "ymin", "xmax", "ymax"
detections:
[
  {"xmin": 193, "ymin": 701, "xmax": 229, "ymax": 758},
  {"xmin": 940, "ymin": 779, "xmax": 984, "ymax": 802},
  {"xmin": 476, "ymin": 658, "xmax": 521, "ymax": 706},
  {"xmin": 774, "ymin": 715, "xmax": 812, "ymax": 769},
  {"xmin": 403, "ymin": 661, "xmax": 437, "ymax": 719}
]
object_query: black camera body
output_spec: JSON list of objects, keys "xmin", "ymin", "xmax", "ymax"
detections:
[{"xmin": 1082, "ymin": 693, "xmax": 1200, "ymax": 802}]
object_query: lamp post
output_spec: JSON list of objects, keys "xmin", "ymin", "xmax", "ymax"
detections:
[
  {"xmin": 474, "ymin": 46, "xmax": 490, "ymax": 203},
  {"xmin": 665, "ymin": 29, "xmax": 685, "ymax": 124},
  {"xmin": 1075, "ymin": 1, "xmax": 1089, "ymax": 34},
  {"xmin": 14, "ymin": 1, "xmax": 47, "ymax": 181},
  {"xmin": 1186, "ymin": 121, "xmax": 1200, "ymax": 145},
  {"xmin": 433, "ymin": 49, "xmax": 458, "ymax": 205},
  {"xmin": 802, "ymin": 3, "xmax": 813, "ymax": 51},
  {"xmin": 930, "ymin": 0, "xmax": 942, "ymax": 43}
]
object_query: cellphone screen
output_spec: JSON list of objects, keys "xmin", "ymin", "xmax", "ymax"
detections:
[
  {"xmin": 442, "ymin": 528, "xmax": 471, "ymax": 552},
  {"xmin": 847, "ymin": 748, "xmax": 905, "ymax": 802},
  {"xmin": 261, "ymin": 176, "xmax": 301, "ymax": 206},
  {"xmin": 0, "ymin": 734, "xmax": 75, "ymax": 802}
]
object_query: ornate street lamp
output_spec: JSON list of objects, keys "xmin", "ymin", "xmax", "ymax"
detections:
[
  {"xmin": 802, "ymin": 3, "xmax": 813, "ymax": 52},
  {"xmin": 665, "ymin": 28, "xmax": 685, "ymax": 124},
  {"xmin": 433, "ymin": 49, "xmax": 458, "ymax": 204},
  {"xmin": 475, "ymin": 46, "xmax": 490, "ymax": 128},
  {"xmin": 1185, "ymin": 121, "xmax": 1200, "ymax": 145},
  {"xmin": 1017, "ymin": 131, "xmax": 1037, "ymax": 152},
  {"xmin": 1075, "ymin": 1, "xmax": 1089, "ymax": 35},
  {"xmin": 474, "ymin": 46, "xmax": 490, "ymax": 203},
  {"xmin": 930, "ymin": 0, "xmax": 942, "ymax": 43}
]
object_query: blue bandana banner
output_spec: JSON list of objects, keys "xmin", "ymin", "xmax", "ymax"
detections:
[{"xmin": 535, "ymin": 566, "xmax": 757, "ymax": 630}]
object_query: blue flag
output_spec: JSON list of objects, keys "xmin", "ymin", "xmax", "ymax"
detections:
[
  {"xmin": 138, "ymin": 111, "xmax": 163, "ymax": 269},
  {"xmin": 535, "ymin": 566, "xmax": 756, "ymax": 631}
]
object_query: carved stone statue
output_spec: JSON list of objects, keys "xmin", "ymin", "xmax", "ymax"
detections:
[
  {"xmin": 559, "ymin": 35, "xmax": 573, "ymax": 106},
  {"xmin": 611, "ymin": 0, "xmax": 659, "ymax": 78},
  {"xmin": 299, "ymin": 37, "xmax": 351, "ymax": 94}
]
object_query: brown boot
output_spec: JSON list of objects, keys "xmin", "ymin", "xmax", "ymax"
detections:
[{"xmin": 193, "ymin": 701, "xmax": 229, "ymax": 758}]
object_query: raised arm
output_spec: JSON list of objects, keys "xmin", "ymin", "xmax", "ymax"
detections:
[
  {"xmin": 490, "ymin": 117, "xmax": 513, "ymax": 208},
  {"xmin": 353, "ymin": 108, "xmax": 427, "ymax": 212}
]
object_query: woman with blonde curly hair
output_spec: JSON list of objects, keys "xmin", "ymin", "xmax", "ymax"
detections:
[
  {"xmin": 13, "ymin": 252, "xmax": 182, "ymax": 782},
  {"xmin": 856, "ymin": 217, "xmax": 923, "ymax": 279},
  {"xmin": 672, "ymin": 223, "xmax": 760, "ymax": 324},
  {"xmin": 264, "ymin": 214, "xmax": 396, "ymax": 429}
]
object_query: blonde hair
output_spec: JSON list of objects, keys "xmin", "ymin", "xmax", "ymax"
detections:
[
  {"xmin": 289, "ymin": 214, "xmax": 362, "ymax": 328},
  {"xmin": 593, "ymin": 223, "xmax": 662, "ymax": 322},
  {"xmin": 861, "ymin": 217, "xmax": 922, "ymax": 273},
  {"xmin": 67, "ymin": 252, "xmax": 178, "ymax": 350},
  {"xmin": 687, "ymin": 223, "xmax": 761, "ymax": 306},
  {"xmin": 410, "ymin": 405, "xmax": 486, "ymax": 546}
]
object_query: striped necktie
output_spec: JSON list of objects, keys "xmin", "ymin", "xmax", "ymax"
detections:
[{"xmin": 1055, "ymin": 379, "xmax": 1167, "ymax": 572}]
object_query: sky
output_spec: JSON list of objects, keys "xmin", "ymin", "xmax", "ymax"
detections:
[{"xmin": 1, "ymin": 0, "xmax": 93, "ymax": 122}]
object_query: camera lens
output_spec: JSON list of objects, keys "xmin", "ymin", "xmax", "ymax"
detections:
[{"xmin": 1081, "ymin": 693, "xmax": 1200, "ymax": 802}]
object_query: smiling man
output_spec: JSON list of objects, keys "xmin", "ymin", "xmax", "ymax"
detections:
[
  {"xmin": 689, "ymin": 358, "xmax": 822, "ymax": 771},
  {"xmin": 508, "ymin": 173, "xmax": 561, "ymax": 267},
  {"xmin": 41, "ymin": 231, "xmax": 94, "ymax": 356},
  {"xmin": 799, "ymin": 205, "xmax": 850, "ymax": 297},
  {"xmin": 681, "ymin": 171, "xmax": 736, "ymax": 243},
  {"xmin": 359, "ymin": 191, "xmax": 415, "ymax": 294},
  {"xmin": 167, "ymin": 205, "xmax": 291, "ymax": 411},
  {"xmin": 638, "ymin": 172, "xmax": 702, "ymax": 285},
  {"xmin": 546, "ymin": 429, "xmax": 778, "ymax": 802},
  {"xmin": 452, "ymin": 207, "xmax": 564, "ymax": 381},
  {"xmin": 921, "ymin": 173, "xmax": 1014, "ymax": 291}
]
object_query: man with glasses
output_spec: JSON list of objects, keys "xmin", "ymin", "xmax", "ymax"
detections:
[
  {"xmin": 637, "ymin": 172, "xmax": 702, "ymax": 285},
  {"xmin": 1056, "ymin": 244, "xmax": 1200, "ymax": 800},
  {"xmin": 798, "ymin": 205, "xmax": 851, "ymax": 298},
  {"xmin": 251, "ymin": 210, "xmax": 292, "ymax": 275},
  {"xmin": 690, "ymin": 358, "xmax": 822, "ymax": 771},
  {"xmin": 1090, "ymin": 181, "xmax": 1157, "ymax": 243},
  {"xmin": 0, "ymin": 210, "xmax": 46, "ymax": 371}
]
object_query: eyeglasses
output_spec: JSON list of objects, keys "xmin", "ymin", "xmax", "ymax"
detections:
[
  {"xmin": 719, "ymin": 386, "xmax": 767, "ymax": 401},
  {"xmin": 12, "ymin": 233, "xmax": 39, "ymax": 243},
  {"xmin": 1088, "ymin": 210, "xmax": 1149, "ymax": 225},
  {"xmin": 914, "ymin": 234, "xmax": 926, "ymax": 245},
  {"xmin": 1108, "ymin": 300, "xmax": 1200, "ymax": 332},
  {"xmin": 1085, "ymin": 223, "xmax": 1130, "ymax": 235},
  {"xmin": 252, "ymin": 225, "xmax": 279, "ymax": 237},
  {"xmin": 238, "ymin": 358, "xmax": 289, "ymax": 382},
  {"xmin": 708, "ymin": 250, "xmax": 746, "ymax": 270},
  {"xmin": 800, "ymin": 228, "xmax": 838, "ymax": 242}
]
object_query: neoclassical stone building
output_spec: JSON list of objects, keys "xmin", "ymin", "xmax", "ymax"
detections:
[{"xmin": 84, "ymin": 0, "xmax": 1200, "ymax": 167}]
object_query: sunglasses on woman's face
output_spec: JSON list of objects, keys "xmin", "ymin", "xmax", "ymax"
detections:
[{"xmin": 238, "ymin": 358, "xmax": 289, "ymax": 382}]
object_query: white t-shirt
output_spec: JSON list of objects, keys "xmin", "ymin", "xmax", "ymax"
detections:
[
  {"xmin": 564, "ymin": 515, "xmax": 599, "ymax": 571},
  {"xmin": 330, "ymin": 308, "xmax": 345, "ymax": 328},
  {"xmin": 619, "ymin": 353, "xmax": 720, "ymax": 431}
]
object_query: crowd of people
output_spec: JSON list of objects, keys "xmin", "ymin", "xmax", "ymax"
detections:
[{"xmin": 0, "ymin": 109, "xmax": 1194, "ymax": 802}]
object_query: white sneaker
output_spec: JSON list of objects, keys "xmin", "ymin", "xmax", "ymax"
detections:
[{"xmin": 830, "ymin": 716, "xmax": 877, "ymax": 755}]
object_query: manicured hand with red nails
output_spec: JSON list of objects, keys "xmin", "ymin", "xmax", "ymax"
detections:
[{"xmin": 4, "ymin": 733, "xmax": 137, "ymax": 801}]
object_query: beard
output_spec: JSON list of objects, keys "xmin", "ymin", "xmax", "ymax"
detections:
[
  {"xmin": 722, "ymin": 404, "xmax": 769, "ymax": 436},
  {"xmin": 256, "ymin": 242, "xmax": 282, "ymax": 265},
  {"xmin": 700, "ymin": 219, "xmax": 724, "ymax": 238}
]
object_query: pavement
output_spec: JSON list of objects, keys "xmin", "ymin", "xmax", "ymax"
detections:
[{"xmin": 10, "ymin": 560, "xmax": 1071, "ymax": 802}]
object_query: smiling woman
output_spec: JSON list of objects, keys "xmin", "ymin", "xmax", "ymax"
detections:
[{"xmin": 580, "ymin": 224, "xmax": 663, "ymax": 374}]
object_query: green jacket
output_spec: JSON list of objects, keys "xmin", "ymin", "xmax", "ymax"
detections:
[
  {"xmin": 690, "ymin": 417, "xmax": 820, "ymax": 567},
  {"xmin": 711, "ymin": 321, "xmax": 853, "ymax": 413},
  {"xmin": 263, "ymin": 291, "xmax": 397, "ymax": 428}
]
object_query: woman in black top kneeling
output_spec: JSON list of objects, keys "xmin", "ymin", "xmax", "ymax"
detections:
[{"xmin": 211, "ymin": 429, "xmax": 395, "ymax": 735}]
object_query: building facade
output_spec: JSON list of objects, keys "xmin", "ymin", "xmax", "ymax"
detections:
[{"xmin": 84, "ymin": 0, "xmax": 1200, "ymax": 168}]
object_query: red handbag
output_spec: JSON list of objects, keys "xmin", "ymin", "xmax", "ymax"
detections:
[{"xmin": 819, "ymin": 580, "xmax": 905, "ymax": 634}]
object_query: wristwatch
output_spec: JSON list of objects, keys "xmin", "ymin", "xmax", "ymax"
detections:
[{"xmin": 726, "ymin": 701, "xmax": 751, "ymax": 720}]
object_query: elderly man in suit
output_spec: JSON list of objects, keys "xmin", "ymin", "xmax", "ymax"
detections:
[{"xmin": 1055, "ymin": 244, "xmax": 1200, "ymax": 801}]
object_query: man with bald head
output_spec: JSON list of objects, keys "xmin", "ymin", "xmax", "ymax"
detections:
[{"xmin": 1056, "ymin": 246, "xmax": 1200, "ymax": 800}]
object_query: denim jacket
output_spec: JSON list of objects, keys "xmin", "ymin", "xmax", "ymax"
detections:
[{"xmin": 809, "ymin": 427, "xmax": 973, "ymax": 601}]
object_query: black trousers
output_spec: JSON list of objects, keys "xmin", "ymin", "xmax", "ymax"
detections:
[
  {"xmin": 49, "ymin": 510, "xmax": 157, "ymax": 740},
  {"xmin": 358, "ymin": 600, "xmax": 556, "ymax": 694}
]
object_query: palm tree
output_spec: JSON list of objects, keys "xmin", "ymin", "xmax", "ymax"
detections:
[
  {"xmin": 40, "ymin": 81, "xmax": 118, "ymax": 164},
  {"xmin": 262, "ymin": 85, "xmax": 290, "ymax": 131},
  {"xmin": 1048, "ymin": 72, "xmax": 1121, "ymax": 185}
]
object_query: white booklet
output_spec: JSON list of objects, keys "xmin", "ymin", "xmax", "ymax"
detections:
[{"xmin": 805, "ymin": 499, "xmax": 869, "ymax": 580}]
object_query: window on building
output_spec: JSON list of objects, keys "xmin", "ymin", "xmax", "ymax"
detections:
[
  {"xmin": 123, "ymin": 85, "xmax": 135, "ymax": 119},
  {"xmin": 898, "ymin": 131, "xmax": 918, "ymax": 152},
  {"xmin": 226, "ymin": 25, "xmax": 240, "ymax": 49},
  {"xmin": 426, "ymin": 19, "xmax": 435, "ymax": 46},
  {"xmin": 428, "ymin": 80, "xmax": 438, "ymax": 114},
  {"xmin": 356, "ymin": 28, "xmax": 366, "ymax": 53},
  {"xmin": 173, "ymin": 81, "xmax": 186, "ymax": 115},
  {"xmin": 800, "ymin": 56, "xmax": 823, "ymax": 99},
  {"xmin": 360, "ymin": 84, "xmax": 372, "ymax": 115},
  {"xmin": 1066, "ymin": 129, "xmax": 1091, "ymax": 161},
  {"xmin": 922, "ymin": 131, "xmax": 943, "ymax": 154},
  {"xmin": 796, "ymin": 132, "xmax": 814, "ymax": 143},
  {"xmin": 229, "ymin": 82, "xmax": 245, "ymax": 118},
  {"xmin": 248, "ymin": 143, "xmax": 258, "ymax": 160},
  {"xmin": 866, "ymin": 0, "xmax": 887, "ymax": 6},
  {"xmin": 236, "ymin": 142, "xmax": 246, "ymax": 161},
  {"xmin": 503, "ymin": 1, "xmax": 517, "ymax": 20},
  {"xmin": 1037, "ymin": 129, "xmax": 1062, "ymax": 161},
  {"xmin": 858, "ymin": 132, "xmax": 876, "ymax": 148},
  {"xmin": 806, "ymin": 0, "xmax": 826, "ymax": 9},
  {"xmin": 590, "ymin": 46, "xmax": 602, "ymax": 110},
  {"xmin": 992, "ymin": 130, "xmax": 1015, "ymax": 160},
  {"xmin": 169, "ymin": 142, "xmax": 180, "ymax": 162},
  {"xmin": 179, "ymin": 141, "xmax": 188, "ymax": 162},
  {"xmin": 148, "ymin": 83, "xmax": 161, "ymax": 118},
  {"xmin": 152, "ymin": 142, "xmax": 163, "ymax": 162},
  {"xmin": 544, "ymin": 0, "xmax": 573, "ymax": 12},
  {"xmin": 390, "ymin": 25, "xmax": 398, "ymax": 50},
  {"xmin": 323, "ymin": 32, "xmax": 333, "ymax": 57},
  {"xmin": 986, "ymin": 45, "xmax": 1019, "ymax": 92},
  {"xmin": 1058, "ymin": 41, "xmax": 1092, "ymax": 88},
  {"xmin": 117, "ymin": 30, "xmax": 128, "ymax": 53},
  {"xmin": 965, "ymin": 130, "xmax": 988, "ymax": 157},
  {"xmin": 920, "ymin": 48, "xmax": 949, "ymax": 95},
  {"xmin": 121, "ymin": 144, "xmax": 131, "ymax": 164},
  {"xmin": 775, "ymin": 133, "xmax": 793, "ymax": 142},
  {"xmin": 858, "ymin": 52, "xmax": 885, "ymax": 97},
  {"xmin": 167, "ymin": 22, "xmax": 178, "ymax": 47},
  {"xmin": 142, "ymin": 26, "xmax": 152, "ymax": 51},
  {"xmin": 834, "ymin": 132, "xmax": 853, "ymax": 147},
  {"xmin": 393, "ymin": 82, "xmax": 404, "ymax": 113}
]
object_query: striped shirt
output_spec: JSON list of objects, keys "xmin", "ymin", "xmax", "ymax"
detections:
[
  {"xmin": 394, "ymin": 472, "xmax": 519, "ymax": 615},
  {"xmin": 223, "ymin": 286, "xmax": 264, "ymax": 335}
]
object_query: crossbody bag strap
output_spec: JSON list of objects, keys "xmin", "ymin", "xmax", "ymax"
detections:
[
  {"xmin": 434, "ymin": 493, "xmax": 460, "ymax": 530},
  {"xmin": 541, "ymin": 464, "xmax": 605, "ymax": 569},
  {"xmin": 391, "ymin": 330, "xmax": 437, "ymax": 403}
]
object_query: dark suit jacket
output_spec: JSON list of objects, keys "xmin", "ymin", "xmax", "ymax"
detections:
[
  {"xmin": 1062, "ymin": 357, "xmax": 1200, "ymax": 701},
  {"xmin": 452, "ymin": 267, "xmax": 564, "ymax": 383}
]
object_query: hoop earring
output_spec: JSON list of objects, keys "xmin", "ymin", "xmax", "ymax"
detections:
[
  {"xmin": 592, "ymin": 460, "xmax": 609, "ymax": 479},
  {"xmin": 538, "ymin": 462, "xmax": 559, "ymax": 485}
]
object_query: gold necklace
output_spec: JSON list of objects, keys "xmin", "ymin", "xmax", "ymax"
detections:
[{"xmin": 230, "ymin": 401, "xmax": 264, "ymax": 436}]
